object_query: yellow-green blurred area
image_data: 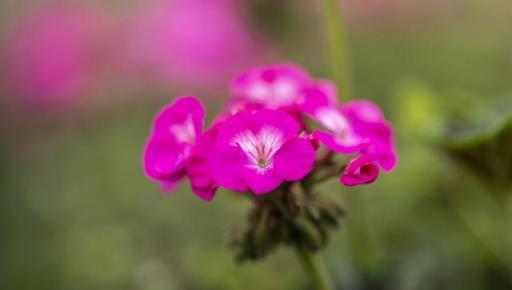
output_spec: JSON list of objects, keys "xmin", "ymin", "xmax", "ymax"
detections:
[{"xmin": 1, "ymin": 0, "xmax": 512, "ymax": 289}]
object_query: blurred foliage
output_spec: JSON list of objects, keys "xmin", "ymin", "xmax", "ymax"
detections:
[
  {"xmin": 442, "ymin": 111, "xmax": 512, "ymax": 194},
  {"xmin": 1, "ymin": 0, "xmax": 512, "ymax": 290}
]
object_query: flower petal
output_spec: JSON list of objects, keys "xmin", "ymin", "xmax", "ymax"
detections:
[
  {"xmin": 274, "ymin": 138, "xmax": 316, "ymax": 180},
  {"xmin": 364, "ymin": 138, "xmax": 397, "ymax": 172},
  {"xmin": 313, "ymin": 130, "xmax": 365, "ymax": 154},
  {"xmin": 231, "ymin": 63, "xmax": 311, "ymax": 109},
  {"xmin": 215, "ymin": 111, "xmax": 252, "ymax": 150},
  {"xmin": 340, "ymin": 154, "xmax": 380, "ymax": 186},
  {"xmin": 143, "ymin": 96, "xmax": 207, "ymax": 194},
  {"xmin": 242, "ymin": 168, "xmax": 283, "ymax": 195},
  {"xmin": 249, "ymin": 109, "xmax": 301, "ymax": 142},
  {"xmin": 159, "ymin": 173, "xmax": 186, "ymax": 193},
  {"xmin": 211, "ymin": 146, "xmax": 248, "ymax": 192},
  {"xmin": 187, "ymin": 125, "xmax": 219, "ymax": 188},
  {"xmin": 357, "ymin": 121, "xmax": 397, "ymax": 171},
  {"xmin": 216, "ymin": 109, "xmax": 300, "ymax": 149},
  {"xmin": 152, "ymin": 96, "xmax": 205, "ymax": 143},
  {"xmin": 341, "ymin": 100, "xmax": 384, "ymax": 123},
  {"xmin": 191, "ymin": 184, "xmax": 217, "ymax": 201},
  {"xmin": 301, "ymin": 81, "xmax": 337, "ymax": 115},
  {"xmin": 144, "ymin": 136, "xmax": 185, "ymax": 179}
]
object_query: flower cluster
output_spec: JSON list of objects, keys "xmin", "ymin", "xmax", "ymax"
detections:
[{"xmin": 143, "ymin": 63, "xmax": 397, "ymax": 201}]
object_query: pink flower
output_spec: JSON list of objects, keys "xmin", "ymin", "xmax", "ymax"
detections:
[
  {"xmin": 340, "ymin": 154, "xmax": 380, "ymax": 186},
  {"xmin": 300, "ymin": 80, "xmax": 339, "ymax": 109},
  {"xmin": 341, "ymin": 101, "xmax": 397, "ymax": 171},
  {"xmin": 142, "ymin": 63, "xmax": 397, "ymax": 196},
  {"xmin": 143, "ymin": 96, "xmax": 218, "ymax": 200},
  {"xmin": 2, "ymin": 3, "xmax": 108, "ymax": 109},
  {"xmin": 212, "ymin": 109, "xmax": 316, "ymax": 194},
  {"xmin": 302, "ymin": 85, "xmax": 367, "ymax": 154},
  {"xmin": 231, "ymin": 63, "xmax": 311, "ymax": 110},
  {"xmin": 125, "ymin": 0, "xmax": 262, "ymax": 90},
  {"xmin": 303, "ymin": 86, "xmax": 397, "ymax": 173},
  {"xmin": 186, "ymin": 124, "xmax": 221, "ymax": 201}
]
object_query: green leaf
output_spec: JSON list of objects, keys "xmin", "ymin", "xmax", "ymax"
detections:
[{"xmin": 441, "ymin": 113, "xmax": 512, "ymax": 192}]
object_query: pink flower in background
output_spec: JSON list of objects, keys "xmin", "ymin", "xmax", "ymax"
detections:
[
  {"xmin": 212, "ymin": 109, "xmax": 316, "ymax": 194},
  {"xmin": 231, "ymin": 63, "xmax": 311, "ymax": 109},
  {"xmin": 144, "ymin": 96, "xmax": 212, "ymax": 198},
  {"xmin": 125, "ymin": 0, "xmax": 263, "ymax": 90},
  {"xmin": 2, "ymin": 3, "xmax": 108, "ymax": 109},
  {"xmin": 340, "ymin": 154, "xmax": 380, "ymax": 186}
]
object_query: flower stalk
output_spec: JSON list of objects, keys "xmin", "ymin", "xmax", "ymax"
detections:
[
  {"xmin": 230, "ymin": 179, "xmax": 345, "ymax": 262},
  {"xmin": 322, "ymin": 0, "xmax": 353, "ymax": 98},
  {"xmin": 296, "ymin": 244, "xmax": 334, "ymax": 290}
]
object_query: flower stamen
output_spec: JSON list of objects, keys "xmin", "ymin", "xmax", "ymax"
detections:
[{"xmin": 231, "ymin": 126, "xmax": 284, "ymax": 174}]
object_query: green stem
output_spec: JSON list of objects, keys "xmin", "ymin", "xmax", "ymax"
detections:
[
  {"xmin": 322, "ymin": 0, "xmax": 353, "ymax": 99},
  {"xmin": 313, "ymin": 164, "xmax": 345, "ymax": 184},
  {"xmin": 295, "ymin": 245, "xmax": 334, "ymax": 290}
]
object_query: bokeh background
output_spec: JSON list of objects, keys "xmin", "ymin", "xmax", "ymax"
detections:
[{"xmin": 1, "ymin": 0, "xmax": 511, "ymax": 289}]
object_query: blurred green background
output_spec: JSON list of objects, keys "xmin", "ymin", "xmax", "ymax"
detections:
[{"xmin": 1, "ymin": 0, "xmax": 511, "ymax": 289}]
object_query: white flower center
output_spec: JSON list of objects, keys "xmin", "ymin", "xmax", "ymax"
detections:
[
  {"xmin": 316, "ymin": 107, "xmax": 350, "ymax": 133},
  {"xmin": 170, "ymin": 116, "xmax": 196, "ymax": 145},
  {"xmin": 247, "ymin": 78, "xmax": 299, "ymax": 108},
  {"xmin": 230, "ymin": 126, "xmax": 284, "ymax": 174},
  {"xmin": 247, "ymin": 82, "xmax": 270, "ymax": 101},
  {"xmin": 273, "ymin": 78, "xmax": 297, "ymax": 103},
  {"xmin": 315, "ymin": 107, "xmax": 360, "ymax": 146}
]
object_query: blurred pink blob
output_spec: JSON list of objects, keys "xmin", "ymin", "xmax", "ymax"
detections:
[
  {"xmin": 124, "ymin": 0, "xmax": 265, "ymax": 91},
  {"xmin": 2, "ymin": 3, "xmax": 109, "ymax": 110}
]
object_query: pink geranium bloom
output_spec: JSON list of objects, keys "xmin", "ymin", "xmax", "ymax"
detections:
[
  {"xmin": 340, "ymin": 154, "xmax": 380, "ymax": 186},
  {"xmin": 2, "ymin": 3, "xmax": 108, "ymax": 109},
  {"xmin": 144, "ymin": 96, "xmax": 215, "ymax": 200},
  {"xmin": 301, "ymin": 85, "xmax": 367, "ymax": 154},
  {"xmin": 186, "ymin": 123, "xmax": 221, "ymax": 201},
  {"xmin": 231, "ymin": 63, "xmax": 311, "ymax": 110},
  {"xmin": 142, "ymin": 63, "xmax": 397, "ymax": 196},
  {"xmin": 341, "ymin": 101, "xmax": 397, "ymax": 171},
  {"xmin": 312, "ymin": 108, "xmax": 366, "ymax": 154},
  {"xmin": 301, "ymin": 80, "xmax": 339, "ymax": 109},
  {"xmin": 212, "ymin": 109, "xmax": 316, "ymax": 194},
  {"xmin": 302, "ymin": 86, "xmax": 397, "ymax": 172}
]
